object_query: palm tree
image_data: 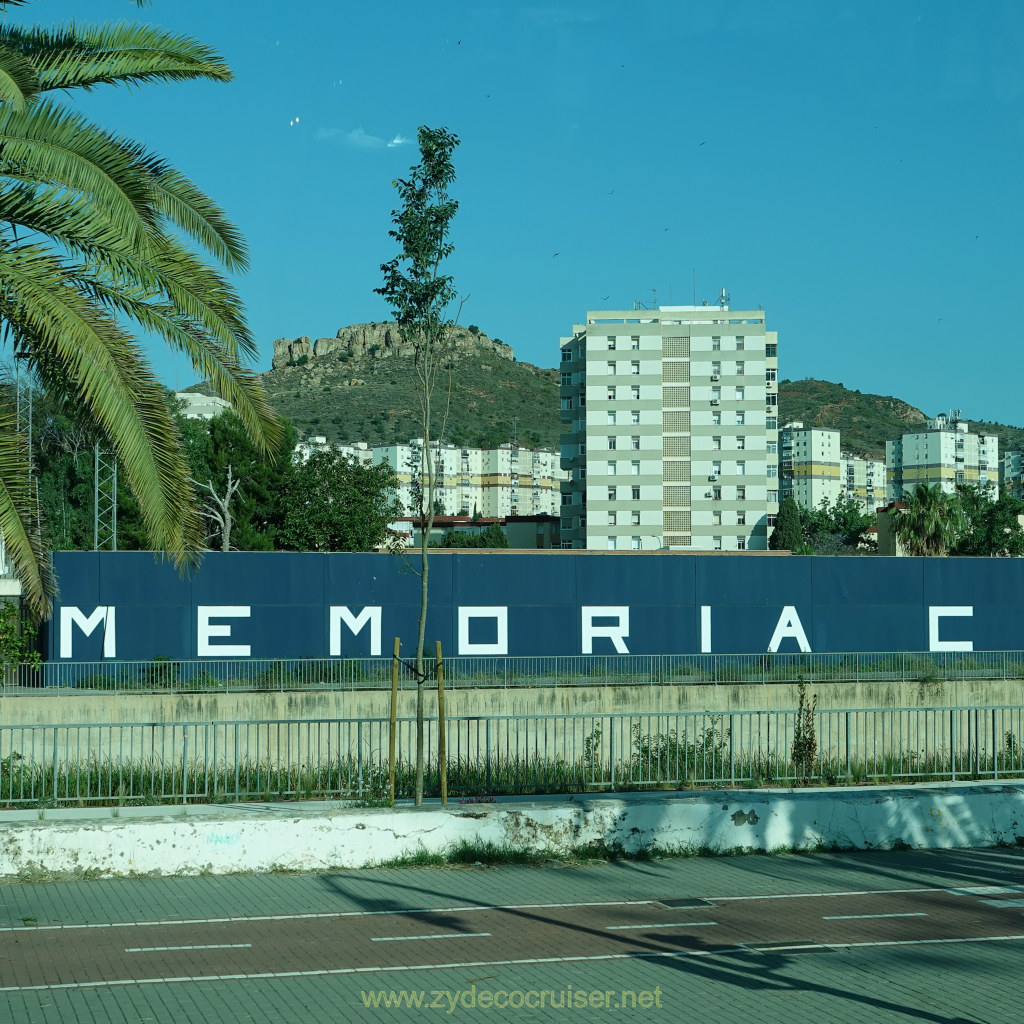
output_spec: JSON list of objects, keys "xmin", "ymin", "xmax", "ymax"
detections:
[
  {"xmin": 0, "ymin": 2, "xmax": 280, "ymax": 616},
  {"xmin": 890, "ymin": 483, "xmax": 966, "ymax": 556}
]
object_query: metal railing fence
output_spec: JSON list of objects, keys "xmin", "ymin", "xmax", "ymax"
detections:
[
  {"xmin": 9, "ymin": 650, "xmax": 1024, "ymax": 695},
  {"xmin": 1, "ymin": 705, "xmax": 1022, "ymax": 806}
]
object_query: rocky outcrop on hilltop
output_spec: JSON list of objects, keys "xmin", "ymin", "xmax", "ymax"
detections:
[{"xmin": 271, "ymin": 322, "xmax": 515, "ymax": 370}]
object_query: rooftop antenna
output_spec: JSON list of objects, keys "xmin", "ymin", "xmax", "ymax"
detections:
[
  {"xmin": 719, "ymin": 287, "xmax": 731, "ymax": 309},
  {"xmin": 650, "ymin": 288, "xmax": 657, "ymax": 308}
]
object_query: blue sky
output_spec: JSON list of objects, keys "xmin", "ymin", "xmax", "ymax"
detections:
[{"xmin": 26, "ymin": 0, "xmax": 1024, "ymax": 427}]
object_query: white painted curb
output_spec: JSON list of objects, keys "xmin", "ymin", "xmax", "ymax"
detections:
[{"xmin": 1, "ymin": 782, "xmax": 1022, "ymax": 878}]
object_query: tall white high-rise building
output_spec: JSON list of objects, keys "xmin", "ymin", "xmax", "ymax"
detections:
[{"xmin": 558, "ymin": 300, "xmax": 779, "ymax": 551}]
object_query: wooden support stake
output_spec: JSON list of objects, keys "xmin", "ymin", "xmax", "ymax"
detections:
[
  {"xmin": 436, "ymin": 640, "xmax": 447, "ymax": 806},
  {"xmin": 389, "ymin": 637, "xmax": 400, "ymax": 805}
]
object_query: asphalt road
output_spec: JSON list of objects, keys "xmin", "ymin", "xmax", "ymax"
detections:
[{"xmin": 1, "ymin": 847, "xmax": 1023, "ymax": 1022}]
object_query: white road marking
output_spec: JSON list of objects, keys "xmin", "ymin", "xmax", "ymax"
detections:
[
  {"xmin": 946, "ymin": 886, "xmax": 1024, "ymax": 896},
  {"xmin": 125, "ymin": 944, "xmax": 252, "ymax": 954},
  {"xmin": 371, "ymin": 932, "xmax": 491, "ymax": 943},
  {"xmin": 980, "ymin": 898, "xmax": 1024, "ymax": 908},
  {"xmin": 714, "ymin": 886, "xmax": 947, "ymax": 902},
  {"xmin": 822, "ymin": 913, "xmax": 927, "ymax": 921},
  {"xmin": 0, "ymin": 900, "xmax": 642, "ymax": 933},
  {"xmin": 3, "ymin": 933, "xmax": 1024, "ymax": 993},
  {"xmin": 606, "ymin": 922, "xmax": 717, "ymax": 930}
]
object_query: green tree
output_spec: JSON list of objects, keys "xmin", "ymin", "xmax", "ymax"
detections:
[
  {"xmin": 279, "ymin": 450, "xmax": 401, "ymax": 552},
  {"xmin": 440, "ymin": 523, "xmax": 509, "ymax": 548},
  {"xmin": 375, "ymin": 125, "xmax": 461, "ymax": 805},
  {"xmin": 890, "ymin": 483, "xmax": 966, "ymax": 556},
  {"xmin": 799, "ymin": 496, "xmax": 875, "ymax": 554},
  {"xmin": 0, "ymin": 2, "xmax": 280, "ymax": 614},
  {"xmin": 952, "ymin": 486, "xmax": 1024, "ymax": 557},
  {"xmin": 770, "ymin": 495, "xmax": 804, "ymax": 551}
]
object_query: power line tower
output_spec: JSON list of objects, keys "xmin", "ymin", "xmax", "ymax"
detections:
[{"xmin": 93, "ymin": 443, "xmax": 117, "ymax": 551}]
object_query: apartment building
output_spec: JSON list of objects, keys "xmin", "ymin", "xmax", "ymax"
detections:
[
  {"xmin": 841, "ymin": 453, "xmax": 887, "ymax": 510},
  {"xmin": 1002, "ymin": 451, "xmax": 1023, "ymax": 499},
  {"xmin": 558, "ymin": 301, "xmax": 780, "ymax": 551},
  {"xmin": 886, "ymin": 412, "xmax": 998, "ymax": 500},
  {"xmin": 779, "ymin": 423, "xmax": 841, "ymax": 510}
]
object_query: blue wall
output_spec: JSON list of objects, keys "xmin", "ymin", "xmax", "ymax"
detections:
[{"xmin": 42, "ymin": 550, "xmax": 1022, "ymax": 659}]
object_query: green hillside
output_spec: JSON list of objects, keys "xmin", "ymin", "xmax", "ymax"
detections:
[
  {"xmin": 193, "ymin": 329, "xmax": 1024, "ymax": 460},
  {"xmin": 779, "ymin": 378, "xmax": 1024, "ymax": 459}
]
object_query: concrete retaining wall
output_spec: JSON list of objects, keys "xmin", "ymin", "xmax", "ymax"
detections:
[
  {"xmin": 3, "ymin": 677, "xmax": 1024, "ymax": 729},
  {"xmin": 1, "ymin": 782, "xmax": 1022, "ymax": 878}
]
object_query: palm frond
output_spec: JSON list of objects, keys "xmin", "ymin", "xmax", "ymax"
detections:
[
  {"xmin": 0, "ymin": 42, "xmax": 39, "ymax": 110},
  {"xmin": 149, "ymin": 166, "xmax": 249, "ymax": 272},
  {"xmin": 0, "ymin": 404, "xmax": 54, "ymax": 618},
  {"xmin": 70, "ymin": 270, "xmax": 281, "ymax": 456},
  {"xmin": 0, "ymin": 241, "xmax": 203, "ymax": 564},
  {"xmin": 0, "ymin": 21, "xmax": 231, "ymax": 93},
  {"xmin": 0, "ymin": 102, "xmax": 161, "ymax": 247}
]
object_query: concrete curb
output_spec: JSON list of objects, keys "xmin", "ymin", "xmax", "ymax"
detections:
[{"xmin": 1, "ymin": 781, "xmax": 1022, "ymax": 878}]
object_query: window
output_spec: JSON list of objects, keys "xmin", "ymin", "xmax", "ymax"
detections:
[
  {"xmin": 607, "ymin": 486, "xmax": 616, "ymax": 501},
  {"xmin": 631, "ymin": 511, "xmax": 640, "ymax": 526},
  {"xmin": 766, "ymin": 440, "xmax": 777, "ymax": 454},
  {"xmin": 607, "ymin": 336, "xmax": 616, "ymax": 349},
  {"xmin": 767, "ymin": 514, "xmax": 778, "ymax": 528},
  {"xmin": 766, "ymin": 415, "xmax": 777, "ymax": 430},
  {"xmin": 736, "ymin": 486, "xmax": 746, "ymax": 500},
  {"xmin": 713, "ymin": 536, "xmax": 722, "ymax": 550},
  {"xmin": 607, "ymin": 512, "xmax": 617, "ymax": 525},
  {"xmin": 766, "ymin": 393, "xmax": 778, "ymax": 407},
  {"xmin": 630, "ymin": 385, "xmax": 640, "ymax": 400},
  {"xmin": 631, "ymin": 486, "xmax": 640, "ymax": 500},
  {"xmin": 735, "ymin": 386, "xmax": 745, "ymax": 401},
  {"xmin": 736, "ymin": 461, "xmax": 746, "ymax": 475},
  {"xmin": 766, "ymin": 367, "xmax": 777, "ymax": 382},
  {"xmin": 631, "ymin": 436, "xmax": 640, "ymax": 450},
  {"xmin": 712, "ymin": 511, "xmax": 722, "ymax": 526},
  {"xmin": 712, "ymin": 486, "xmax": 722, "ymax": 500},
  {"xmin": 712, "ymin": 336, "xmax": 721, "ymax": 350},
  {"xmin": 631, "ymin": 410, "xmax": 640, "ymax": 424},
  {"xmin": 631, "ymin": 461, "xmax": 640, "ymax": 475},
  {"xmin": 737, "ymin": 436, "xmax": 745, "ymax": 450},
  {"xmin": 712, "ymin": 460, "xmax": 722, "ymax": 475},
  {"xmin": 561, "ymin": 348, "xmax": 572, "ymax": 361},
  {"xmin": 631, "ymin": 336, "xmax": 640, "ymax": 350},
  {"xmin": 736, "ymin": 412, "xmax": 745, "ymax": 425},
  {"xmin": 711, "ymin": 387, "xmax": 721, "ymax": 401},
  {"xmin": 606, "ymin": 411, "xmax": 616, "ymax": 425},
  {"xmin": 561, "ymin": 372, "xmax": 571, "ymax": 386},
  {"xmin": 737, "ymin": 537, "xmax": 746, "ymax": 551},
  {"xmin": 712, "ymin": 436, "xmax": 721, "ymax": 451},
  {"xmin": 767, "ymin": 465, "xmax": 778, "ymax": 478},
  {"xmin": 607, "ymin": 437, "xmax": 616, "ymax": 450},
  {"xmin": 736, "ymin": 337, "xmax": 745, "ymax": 351},
  {"xmin": 607, "ymin": 361, "xmax": 616, "ymax": 375},
  {"xmin": 631, "ymin": 536, "xmax": 641, "ymax": 549},
  {"xmin": 712, "ymin": 411, "xmax": 721, "ymax": 426},
  {"xmin": 607, "ymin": 461, "xmax": 616, "ymax": 475},
  {"xmin": 560, "ymin": 397, "xmax": 573, "ymax": 411},
  {"xmin": 736, "ymin": 361, "xmax": 745, "ymax": 376},
  {"xmin": 768, "ymin": 489, "xmax": 778, "ymax": 503},
  {"xmin": 630, "ymin": 361, "xmax": 640, "ymax": 375},
  {"xmin": 608, "ymin": 537, "xmax": 617, "ymax": 550},
  {"xmin": 766, "ymin": 343, "xmax": 777, "ymax": 358},
  {"xmin": 607, "ymin": 386, "xmax": 616, "ymax": 400},
  {"xmin": 737, "ymin": 511, "xmax": 746, "ymax": 526},
  {"xmin": 711, "ymin": 361, "xmax": 722, "ymax": 376}
]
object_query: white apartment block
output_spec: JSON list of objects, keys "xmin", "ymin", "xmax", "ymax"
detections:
[
  {"xmin": 370, "ymin": 440, "xmax": 567, "ymax": 518},
  {"xmin": 1002, "ymin": 451, "xmax": 1023, "ymax": 499},
  {"xmin": 779, "ymin": 423, "xmax": 841, "ymax": 510},
  {"xmin": 558, "ymin": 302, "xmax": 780, "ymax": 551},
  {"xmin": 887, "ymin": 412, "xmax": 998, "ymax": 500},
  {"xmin": 842, "ymin": 453, "xmax": 887, "ymax": 510},
  {"xmin": 175, "ymin": 392, "xmax": 231, "ymax": 420}
]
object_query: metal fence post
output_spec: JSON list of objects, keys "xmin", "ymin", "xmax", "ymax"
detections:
[{"xmin": 609, "ymin": 716, "xmax": 616, "ymax": 791}]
